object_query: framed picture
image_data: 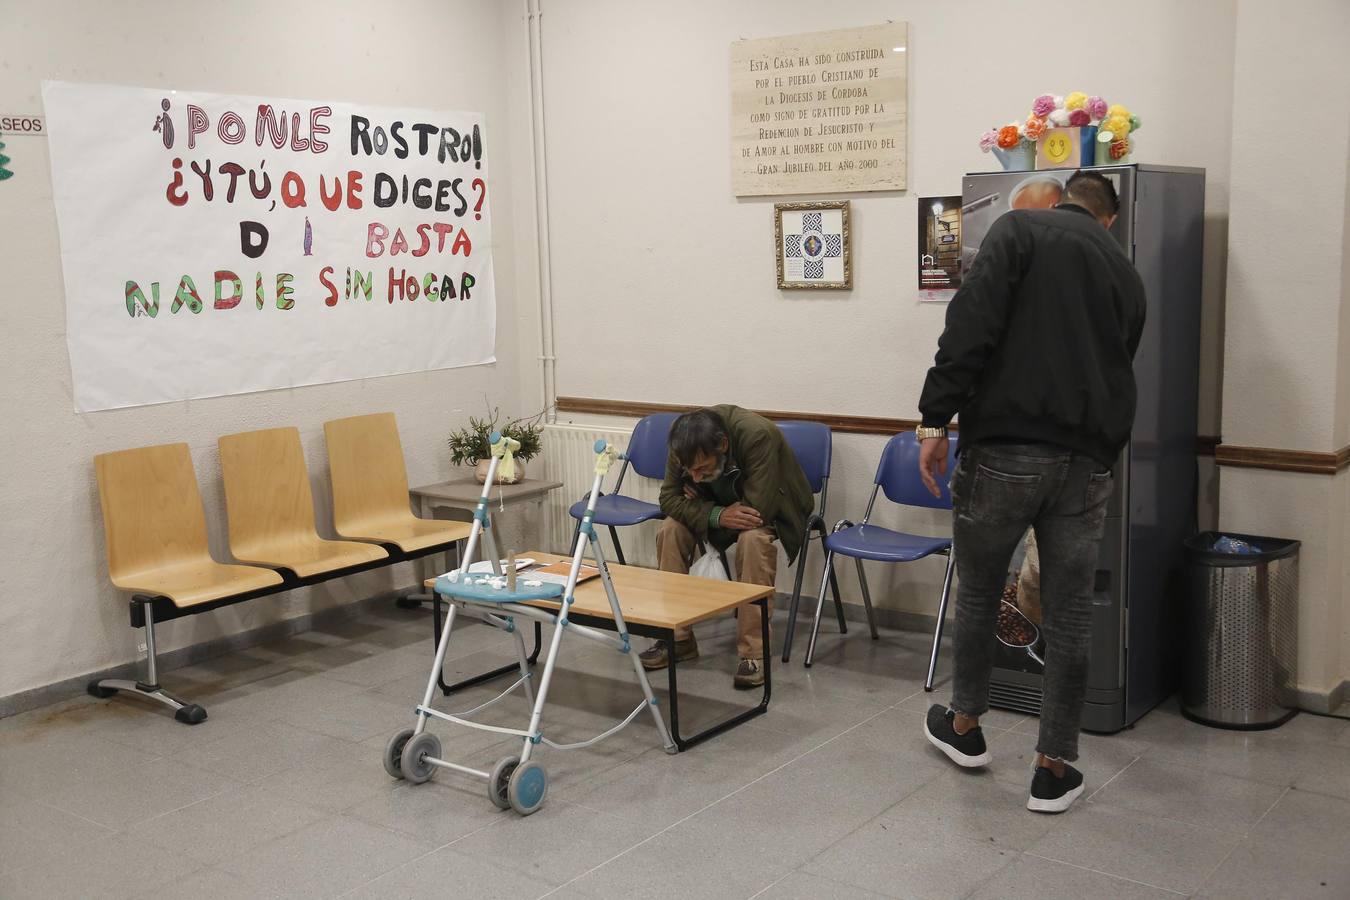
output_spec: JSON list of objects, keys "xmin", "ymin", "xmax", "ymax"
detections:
[{"xmin": 774, "ymin": 201, "xmax": 851, "ymax": 290}]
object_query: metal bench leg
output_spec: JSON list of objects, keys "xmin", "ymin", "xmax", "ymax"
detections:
[
  {"xmin": 88, "ymin": 600, "xmax": 207, "ymax": 725},
  {"xmin": 925, "ymin": 549, "xmax": 956, "ymax": 692}
]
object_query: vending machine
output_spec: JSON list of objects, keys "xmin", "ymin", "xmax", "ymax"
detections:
[{"xmin": 959, "ymin": 165, "xmax": 1206, "ymax": 732}]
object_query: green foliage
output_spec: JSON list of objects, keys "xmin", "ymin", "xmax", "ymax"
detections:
[{"xmin": 447, "ymin": 406, "xmax": 546, "ymax": 466}]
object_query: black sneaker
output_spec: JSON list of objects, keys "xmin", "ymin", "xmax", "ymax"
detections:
[
  {"xmin": 1027, "ymin": 762, "xmax": 1085, "ymax": 813},
  {"xmin": 923, "ymin": 705, "xmax": 992, "ymax": 768}
]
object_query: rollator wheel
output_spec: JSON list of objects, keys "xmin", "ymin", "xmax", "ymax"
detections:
[
  {"xmin": 383, "ymin": 728, "xmax": 416, "ymax": 779},
  {"xmin": 507, "ymin": 760, "xmax": 548, "ymax": 816},
  {"xmin": 487, "ymin": 755, "xmax": 519, "ymax": 810},
  {"xmin": 399, "ymin": 732, "xmax": 442, "ymax": 784}
]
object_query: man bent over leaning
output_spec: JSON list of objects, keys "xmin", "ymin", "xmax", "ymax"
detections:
[{"xmin": 638, "ymin": 406, "xmax": 813, "ymax": 689}]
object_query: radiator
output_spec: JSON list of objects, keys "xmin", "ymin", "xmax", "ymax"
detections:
[{"xmin": 540, "ymin": 424, "xmax": 662, "ymax": 568}]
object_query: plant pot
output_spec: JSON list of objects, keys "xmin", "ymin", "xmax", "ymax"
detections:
[
  {"xmin": 992, "ymin": 143, "xmax": 1036, "ymax": 172},
  {"xmin": 475, "ymin": 458, "xmax": 525, "ymax": 485},
  {"xmin": 1094, "ymin": 131, "xmax": 1133, "ymax": 166}
]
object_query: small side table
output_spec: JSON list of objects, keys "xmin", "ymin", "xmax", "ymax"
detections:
[
  {"xmin": 410, "ymin": 477, "xmax": 565, "ymax": 521},
  {"xmin": 407, "ymin": 478, "xmax": 564, "ymax": 591}
]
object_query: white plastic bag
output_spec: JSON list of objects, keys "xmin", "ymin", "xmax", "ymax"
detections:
[{"xmin": 690, "ymin": 546, "xmax": 736, "ymax": 581}]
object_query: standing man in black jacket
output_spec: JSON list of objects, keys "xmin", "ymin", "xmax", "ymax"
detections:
[{"xmin": 915, "ymin": 171, "xmax": 1145, "ymax": 814}]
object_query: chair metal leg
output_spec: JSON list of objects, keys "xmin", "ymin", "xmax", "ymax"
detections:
[
  {"xmin": 804, "ymin": 551, "xmax": 836, "ymax": 668},
  {"xmin": 855, "ymin": 559, "xmax": 880, "ymax": 640},
  {"xmin": 925, "ymin": 550, "xmax": 957, "ymax": 692},
  {"xmin": 783, "ymin": 543, "xmax": 808, "ymax": 663},
  {"xmin": 88, "ymin": 600, "xmax": 206, "ymax": 725},
  {"xmin": 607, "ymin": 526, "xmax": 627, "ymax": 566},
  {"xmin": 829, "ymin": 541, "xmax": 847, "ymax": 634}
]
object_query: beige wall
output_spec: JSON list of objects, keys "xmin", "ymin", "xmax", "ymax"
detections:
[
  {"xmin": 540, "ymin": 0, "xmax": 1236, "ymax": 624},
  {"xmin": 0, "ymin": 0, "xmax": 539, "ymax": 699},
  {"xmin": 1220, "ymin": 0, "xmax": 1350, "ymax": 699}
]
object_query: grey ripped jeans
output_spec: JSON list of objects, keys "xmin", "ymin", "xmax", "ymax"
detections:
[{"xmin": 948, "ymin": 443, "xmax": 1113, "ymax": 762}]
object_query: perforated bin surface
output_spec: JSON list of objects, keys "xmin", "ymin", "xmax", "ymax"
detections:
[{"xmin": 1182, "ymin": 534, "xmax": 1299, "ymax": 728}]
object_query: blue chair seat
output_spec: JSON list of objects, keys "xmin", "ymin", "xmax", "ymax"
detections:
[
  {"xmin": 568, "ymin": 494, "xmax": 665, "ymax": 527},
  {"xmin": 824, "ymin": 524, "xmax": 952, "ymax": 563},
  {"xmin": 435, "ymin": 573, "xmax": 563, "ymax": 604}
]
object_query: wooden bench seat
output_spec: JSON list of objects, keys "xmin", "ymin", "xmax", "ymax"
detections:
[{"xmin": 219, "ymin": 427, "xmax": 389, "ymax": 577}]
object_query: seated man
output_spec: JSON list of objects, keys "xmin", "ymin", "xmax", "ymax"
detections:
[{"xmin": 638, "ymin": 406, "xmax": 813, "ymax": 688}]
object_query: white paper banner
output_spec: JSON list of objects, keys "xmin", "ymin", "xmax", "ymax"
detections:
[{"xmin": 43, "ymin": 81, "xmax": 496, "ymax": 411}]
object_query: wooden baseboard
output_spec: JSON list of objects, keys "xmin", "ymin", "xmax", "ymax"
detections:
[{"xmin": 555, "ymin": 395, "xmax": 1221, "ymax": 455}]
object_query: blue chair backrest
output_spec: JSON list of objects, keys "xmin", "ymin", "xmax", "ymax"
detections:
[
  {"xmin": 875, "ymin": 431, "xmax": 960, "ymax": 510},
  {"xmin": 626, "ymin": 413, "xmax": 680, "ymax": 480},
  {"xmin": 775, "ymin": 421, "xmax": 832, "ymax": 494}
]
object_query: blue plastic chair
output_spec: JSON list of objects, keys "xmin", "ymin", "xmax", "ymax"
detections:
[
  {"xmin": 775, "ymin": 421, "xmax": 845, "ymax": 663},
  {"xmin": 568, "ymin": 413, "xmax": 679, "ymax": 565},
  {"xmin": 805, "ymin": 432, "xmax": 959, "ymax": 693}
]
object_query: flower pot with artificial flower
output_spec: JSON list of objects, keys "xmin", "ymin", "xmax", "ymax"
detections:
[
  {"xmin": 980, "ymin": 93, "xmax": 1140, "ymax": 170},
  {"xmin": 983, "ymin": 124, "xmax": 1035, "ymax": 171}
]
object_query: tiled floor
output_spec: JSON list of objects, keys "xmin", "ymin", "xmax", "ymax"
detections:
[{"xmin": 3, "ymin": 603, "xmax": 1349, "ymax": 899}]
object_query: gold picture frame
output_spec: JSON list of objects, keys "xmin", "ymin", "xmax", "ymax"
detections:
[{"xmin": 774, "ymin": 200, "xmax": 852, "ymax": 290}]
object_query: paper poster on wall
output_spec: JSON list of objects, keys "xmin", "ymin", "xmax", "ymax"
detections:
[
  {"xmin": 918, "ymin": 195, "xmax": 961, "ymax": 302},
  {"xmin": 42, "ymin": 81, "xmax": 496, "ymax": 412}
]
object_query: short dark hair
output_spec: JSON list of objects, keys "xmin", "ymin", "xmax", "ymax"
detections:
[
  {"xmin": 1063, "ymin": 170, "xmax": 1120, "ymax": 219},
  {"xmin": 669, "ymin": 408, "xmax": 728, "ymax": 467}
]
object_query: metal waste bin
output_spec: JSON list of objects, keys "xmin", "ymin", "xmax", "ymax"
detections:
[{"xmin": 1182, "ymin": 532, "xmax": 1300, "ymax": 729}]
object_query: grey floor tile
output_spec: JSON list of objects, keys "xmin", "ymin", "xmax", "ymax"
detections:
[
  {"xmin": 1249, "ymin": 789, "xmax": 1350, "ymax": 860},
  {"xmin": 558, "ymin": 720, "xmax": 810, "ymax": 825},
  {"xmin": 1268, "ymin": 711, "xmax": 1350, "ymax": 746},
  {"xmin": 215, "ymin": 815, "xmax": 433, "ymax": 899},
  {"xmin": 449, "ymin": 800, "xmax": 662, "ymax": 887},
  {"xmin": 667, "ymin": 732, "xmax": 943, "ymax": 869},
  {"xmin": 0, "ymin": 797, "xmax": 114, "ymax": 876},
  {"xmin": 563, "ymin": 826, "xmax": 786, "ymax": 899},
  {"xmin": 802, "ymin": 813, "xmax": 1016, "ymax": 900},
  {"xmin": 1290, "ymin": 743, "xmax": 1350, "ymax": 802},
  {"xmin": 879, "ymin": 770, "xmax": 1059, "ymax": 852},
  {"xmin": 133, "ymin": 865, "xmax": 287, "ymax": 900},
  {"xmin": 346, "ymin": 846, "xmax": 555, "ymax": 900},
  {"xmin": 1194, "ymin": 835, "xmax": 1350, "ymax": 899},
  {"xmin": 41, "ymin": 754, "xmax": 239, "ymax": 829},
  {"xmin": 0, "ymin": 724, "xmax": 154, "ymax": 803},
  {"xmin": 1137, "ymin": 724, "xmax": 1319, "ymax": 788},
  {"xmin": 965, "ymin": 854, "xmax": 1185, "ymax": 900},
  {"xmin": 135, "ymin": 782, "xmax": 328, "ymax": 866},
  {"xmin": 179, "ymin": 718, "xmax": 367, "ymax": 784},
  {"xmin": 0, "ymin": 832, "xmax": 192, "ymax": 900},
  {"xmin": 1026, "ymin": 802, "xmax": 1240, "ymax": 894},
  {"xmin": 283, "ymin": 686, "xmax": 414, "ymax": 743},
  {"xmin": 1089, "ymin": 756, "xmax": 1287, "ymax": 833},
  {"xmin": 344, "ymin": 778, "xmax": 507, "ymax": 846},
  {"xmin": 755, "ymin": 871, "xmax": 893, "ymax": 899}
]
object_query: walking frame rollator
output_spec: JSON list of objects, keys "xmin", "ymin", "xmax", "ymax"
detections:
[{"xmin": 382, "ymin": 435, "xmax": 675, "ymax": 815}]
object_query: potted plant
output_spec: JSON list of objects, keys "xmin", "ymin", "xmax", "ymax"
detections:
[{"xmin": 447, "ymin": 407, "xmax": 545, "ymax": 484}]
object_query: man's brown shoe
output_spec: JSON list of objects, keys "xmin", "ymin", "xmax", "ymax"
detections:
[
  {"xmin": 734, "ymin": 658, "xmax": 765, "ymax": 689},
  {"xmin": 639, "ymin": 638, "xmax": 699, "ymax": 670}
]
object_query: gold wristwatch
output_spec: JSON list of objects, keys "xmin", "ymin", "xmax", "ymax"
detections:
[{"xmin": 915, "ymin": 426, "xmax": 948, "ymax": 441}]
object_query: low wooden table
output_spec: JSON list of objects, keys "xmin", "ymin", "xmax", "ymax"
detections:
[{"xmin": 427, "ymin": 550, "xmax": 773, "ymax": 751}]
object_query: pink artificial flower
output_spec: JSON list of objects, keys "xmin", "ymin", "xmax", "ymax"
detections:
[
  {"xmin": 1068, "ymin": 109, "xmax": 1090, "ymax": 127},
  {"xmin": 1032, "ymin": 94, "xmax": 1056, "ymax": 118},
  {"xmin": 1087, "ymin": 96, "xmax": 1109, "ymax": 121},
  {"xmin": 979, "ymin": 129, "xmax": 999, "ymax": 152}
]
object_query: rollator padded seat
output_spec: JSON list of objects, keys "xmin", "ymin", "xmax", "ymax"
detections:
[{"xmin": 435, "ymin": 573, "xmax": 564, "ymax": 604}]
